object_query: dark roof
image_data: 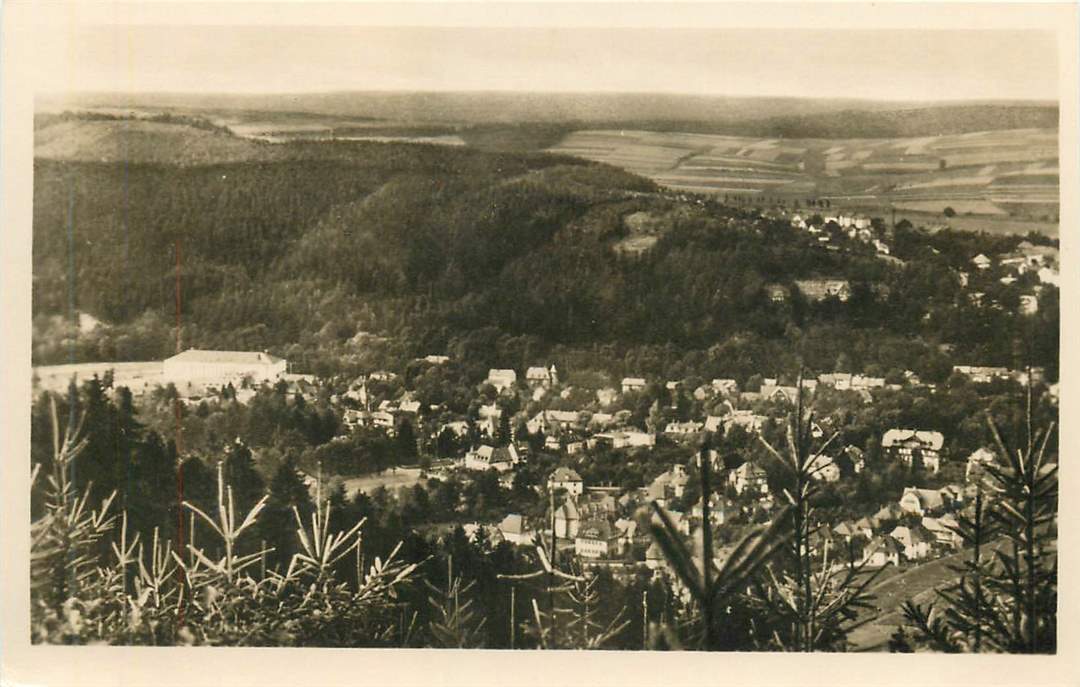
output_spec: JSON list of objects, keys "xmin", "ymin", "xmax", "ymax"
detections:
[{"xmin": 577, "ymin": 519, "xmax": 616, "ymax": 541}]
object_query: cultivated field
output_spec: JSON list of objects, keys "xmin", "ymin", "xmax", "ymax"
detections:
[{"xmin": 549, "ymin": 128, "xmax": 1060, "ymax": 231}]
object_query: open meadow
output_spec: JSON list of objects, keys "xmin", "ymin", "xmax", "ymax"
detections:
[{"xmin": 549, "ymin": 128, "xmax": 1059, "ymax": 233}]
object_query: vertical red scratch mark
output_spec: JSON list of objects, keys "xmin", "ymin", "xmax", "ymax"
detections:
[{"xmin": 174, "ymin": 239, "xmax": 185, "ymax": 630}]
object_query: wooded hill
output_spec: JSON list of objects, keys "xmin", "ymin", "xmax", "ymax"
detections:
[{"xmin": 32, "ymin": 118, "xmax": 1057, "ymax": 382}]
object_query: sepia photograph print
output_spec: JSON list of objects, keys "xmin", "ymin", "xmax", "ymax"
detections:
[{"xmin": 1, "ymin": 2, "xmax": 1078, "ymax": 685}]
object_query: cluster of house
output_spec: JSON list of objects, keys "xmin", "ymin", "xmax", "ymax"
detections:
[
  {"xmin": 789, "ymin": 211, "xmax": 892, "ymax": 256},
  {"xmin": 966, "ymin": 241, "xmax": 1059, "ymax": 316},
  {"xmin": 482, "ymin": 468, "xmax": 646, "ymax": 560},
  {"xmin": 836, "ymin": 485, "xmax": 968, "ymax": 567}
]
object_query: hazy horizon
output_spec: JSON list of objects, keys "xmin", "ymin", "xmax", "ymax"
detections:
[
  {"xmin": 40, "ymin": 89, "xmax": 1057, "ymax": 106},
  {"xmin": 30, "ymin": 26, "xmax": 1058, "ymax": 103}
]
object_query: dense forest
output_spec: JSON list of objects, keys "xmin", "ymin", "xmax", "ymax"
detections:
[{"xmin": 32, "ymin": 120, "xmax": 1058, "ymax": 385}]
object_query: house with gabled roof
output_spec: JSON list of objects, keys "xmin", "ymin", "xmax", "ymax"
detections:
[
  {"xmin": 833, "ymin": 521, "xmax": 863, "ymax": 540},
  {"xmin": 498, "ymin": 514, "xmax": 535, "ymax": 545},
  {"xmin": 575, "ymin": 519, "xmax": 623, "ymax": 559},
  {"xmin": 882, "ymin": 429, "xmax": 945, "ymax": 473},
  {"xmin": 899, "ymin": 486, "xmax": 946, "ymax": 516},
  {"xmin": 729, "ymin": 462, "xmax": 769, "ymax": 496},
  {"xmin": 647, "ymin": 465, "xmax": 690, "ymax": 502},
  {"xmin": 890, "ymin": 525, "xmax": 934, "ymax": 561},
  {"xmin": 873, "ymin": 503, "xmax": 904, "ymax": 527},
  {"xmin": 486, "ymin": 369, "xmax": 517, "ymax": 393},
  {"xmin": 760, "ymin": 384, "xmax": 799, "ymax": 405},
  {"xmin": 464, "ymin": 445, "xmax": 516, "ymax": 472},
  {"xmin": 863, "ymin": 535, "xmax": 903, "ymax": 567},
  {"xmin": 526, "ymin": 365, "xmax": 558, "ymax": 388},
  {"xmin": 621, "ymin": 377, "xmax": 647, "ymax": 393},
  {"xmin": 922, "ymin": 515, "xmax": 962, "ymax": 550},
  {"xmin": 548, "ymin": 467, "xmax": 584, "ymax": 496},
  {"xmin": 854, "ymin": 516, "xmax": 877, "ymax": 539}
]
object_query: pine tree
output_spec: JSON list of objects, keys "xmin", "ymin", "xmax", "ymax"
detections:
[
  {"xmin": 221, "ymin": 440, "xmax": 265, "ymax": 515},
  {"xmin": 898, "ymin": 384, "xmax": 1057, "ymax": 653},
  {"xmin": 258, "ymin": 455, "xmax": 314, "ymax": 571},
  {"xmin": 754, "ymin": 377, "xmax": 881, "ymax": 651}
]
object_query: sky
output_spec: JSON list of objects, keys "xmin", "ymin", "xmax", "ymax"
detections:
[{"xmin": 34, "ymin": 24, "xmax": 1058, "ymax": 102}]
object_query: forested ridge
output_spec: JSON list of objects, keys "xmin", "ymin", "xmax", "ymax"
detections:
[{"xmin": 33, "ymin": 124, "xmax": 1057, "ymax": 383}]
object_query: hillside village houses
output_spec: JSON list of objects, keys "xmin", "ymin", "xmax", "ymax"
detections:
[
  {"xmin": 882, "ymin": 429, "xmax": 945, "ymax": 473},
  {"xmin": 527, "ymin": 409, "xmax": 583, "ymax": 435},
  {"xmin": 621, "ymin": 377, "xmax": 647, "ymax": 393},
  {"xmin": 163, "ymin": 348, "xmax": 287, "ymax": 392}
]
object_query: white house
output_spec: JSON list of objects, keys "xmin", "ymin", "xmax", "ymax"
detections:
[
  {"xmin": 972, "ymin": 253, "xmax": 992, "ymax": 270},
  {"xmin": 889, "ymin": 525, "xmax": 933, "ymax": 561},
  {"xmin": 575, "ymin": 519, "xmax": 622, "ymax": 559},
  {"xmin": 498, "ymin": 514, "xmax": 534, "ymax": 545},
  {"xmin": 899, "ymin": 487, "xmax": 946, "ymax": 516},
  {"xmin": 163, "ymin": 349, "xmax": 287, "ymax": 390},
  {"xmin": 526, "ymin": 365, "xmax": 558, "ymax": 387},
  {"xmin": 729, "ymin": 462, "xmax": 769, "ymax": 496},
  {"xmin": 663, "ymin": 420, "xmax": 704, "ymax": 438},
  {"xmin": 621, "ymin": 377, "xmax": 647, "ymax": 393},
  {"xmin": 863, "ymin": 536, "xmax": 903, "ymax": 567},
  {"xmin": 464, "ymin": 445, "xmax": 517, "ymax": 472},
  {"xmin": 882, "ymin": 429, "xmax": 945, "ymax": 473},
  {"xmin": 589, "ymin": 430, "xmax": 656, "ymax": 450},
  {"xmin": 548, "ymin": 467, "xmax": 584, "ymax": 496},
  {"xmin": 486, "ymin": 369, "xmax": 517, "ymax": 393},
  {"xmin": 711, "ymin": 378, "xmax": 739, "ymax": 394}
]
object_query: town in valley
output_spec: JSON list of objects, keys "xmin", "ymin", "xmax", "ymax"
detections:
[{"xmin": 24, "ymin": 21, "xmax": 1060, "ymax": 655}]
